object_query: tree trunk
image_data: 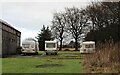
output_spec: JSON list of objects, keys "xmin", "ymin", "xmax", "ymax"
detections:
[
  {"xmin": 59, "ymin": 38, "xmax": 63, "ymax": 51},
  {"xmin": 75, "ymin": 38, "xmax": 78, "ymax": 51}
]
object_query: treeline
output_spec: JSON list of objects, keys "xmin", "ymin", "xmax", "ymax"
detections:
[
  {"xmin": 85, "ymin": 24, "xmax": 119, "ymax": 43},
  {"xmin": 84, "ymin": 2, "xmax": 119, "ymax": 43},
  {"xmin": 36, "ymin": 2, "xmax": 119, "ymax": 51}
]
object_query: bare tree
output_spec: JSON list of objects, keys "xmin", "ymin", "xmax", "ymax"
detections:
[
  {"xmin": 65, "ymin": 7, "xmax": 89, "ymax": 51},
  {"xmin": 51, "ymin": 12, "xmax": 67, "ymax": 50},
  {"xmin": 84, "ymin": 2, "xmax": 119, "ymax": 30}
]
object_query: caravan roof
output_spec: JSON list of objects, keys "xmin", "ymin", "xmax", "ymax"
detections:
[
  {"xmin": 45, "ymin": 41, "xmax": 57, "ymax": 43},
  {"xmin": 82, "ymin": 41, "xmax": 95, "ymax": 44},
  {"xmin": 22, "ymin": 40, "xmax": 35, "ymax": 45}
]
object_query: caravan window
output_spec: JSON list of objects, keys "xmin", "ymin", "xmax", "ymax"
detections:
[
  {"xmin": 46, "ymin": 43, "xmax": 56, "ymax": 48},
  {"xmin": 23, "ymin": 44, "xmax": 30, "ymax": 48},
  {"xmin": 85, "ymin": 44, "xmax": 94, "ymax": 48},
  {"xmin": 31, "ymin": 44, "xmax": 34, "ymax": 48}
]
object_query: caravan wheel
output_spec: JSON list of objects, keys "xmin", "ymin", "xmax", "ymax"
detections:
[
  {"xmin": 55, "ymin": 52, "xmax": 57, "ymax": 55},
  {"xmin": 46, "ymin": 53, "xmax": 48, "ymax": 55},
  {"xmin": 35, "ymin": 52, "xmax": 38, "ymax": 55}
]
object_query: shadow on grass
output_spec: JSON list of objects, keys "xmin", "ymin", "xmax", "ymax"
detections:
[{"xmin": 35, "ymin": 64, "xmax": 64, "ymax": 68}]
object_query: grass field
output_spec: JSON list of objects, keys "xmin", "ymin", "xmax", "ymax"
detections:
[{"xmin": 2, "ymin": 51, "xmax": 82, "ymax": 73}]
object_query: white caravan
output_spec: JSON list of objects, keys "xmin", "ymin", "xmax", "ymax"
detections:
[
  {"xmin": 21, "ymin": 40, "xmax": 39, "ymax": 55},
  {"xmin": 80, "ymin": 41, "xmax": 95, "ymax": 53},
  {"xmin": 45, "ymin": 41, "xmax": 57, "ymax": 55}
]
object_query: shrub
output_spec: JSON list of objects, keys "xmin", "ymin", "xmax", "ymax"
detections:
[
  {"xmin": 16, "ymin": 46, "xmax": 22, "ymax": 54},
  {"xmin": 83, "ymin": 41, "xmax": 120, "ymax": 73}
]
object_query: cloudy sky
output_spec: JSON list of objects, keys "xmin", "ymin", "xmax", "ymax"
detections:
[{"xmin": 2, "ymin": 0, "xmax": 115, "ymax": 42}]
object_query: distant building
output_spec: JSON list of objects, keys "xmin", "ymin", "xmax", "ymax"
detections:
[{"xmin": 0, "ymin": 19, "xmax": 21, "ymax": 57}]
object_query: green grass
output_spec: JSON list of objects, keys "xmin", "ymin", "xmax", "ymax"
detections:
[
  {"xmin": 0, "ymin": 58, "xmax": 2, "ymax": 73},
  {"xmin": 2, "ymin": 51, "xmax": 82, "ymax": 73}
]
